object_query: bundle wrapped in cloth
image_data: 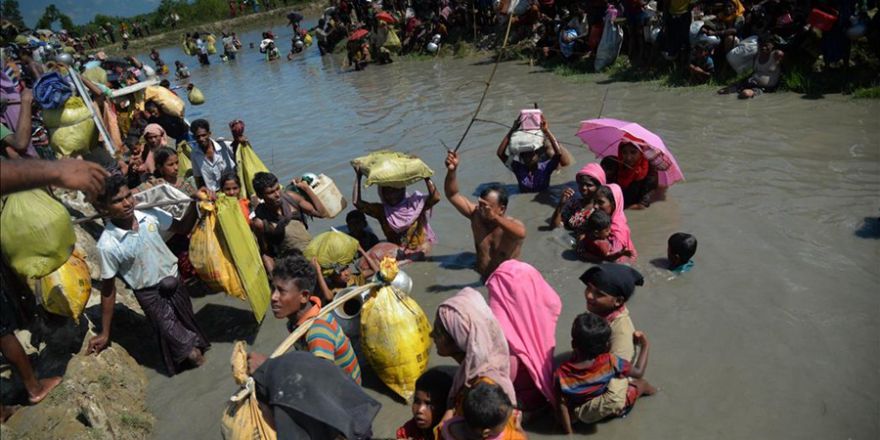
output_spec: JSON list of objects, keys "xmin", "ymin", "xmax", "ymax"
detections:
[
  {"xmin": 31, "ymin": 249, "xmax": 91, "ymax": 324},
  {"xmin": 41, "ymin": 96, "xmax": 99, "ymax": 156},
  {"xmin": 0, "ymin": 189, "xmax": 76, "ymax": 278},
  {"xmin": 189, "ymin": 197, "xmax": 246, "ymax": 300},
  {"xmin": 351, "ymin": 150, "xmax": 433, "ymax": 188}
]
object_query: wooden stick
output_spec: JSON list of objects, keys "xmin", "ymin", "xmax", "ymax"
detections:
[{"xmin": 270, "ymin": 282, "xmax": 379, "ymax": 358}]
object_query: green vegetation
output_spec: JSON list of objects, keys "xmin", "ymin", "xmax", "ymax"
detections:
[{"xmin": 119, "ymin": 412, "xmax": 152, "ymax": 432}]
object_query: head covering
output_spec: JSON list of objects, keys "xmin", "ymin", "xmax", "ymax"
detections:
[
  {"xmin": 616, "ymin": 142, "xmax": 649, "ymax": 189},
  {"xmin": 608, "ymin": 183, "xmax": 637, "ymax": 260},
  {"xmin": 576, "ymin": 163, "xmax": 606, "ymax": 186},
  {"xmin": 579, "ymin": 263, "xmax": 644, "ymax": 301},
  {"xmin": 253, "ymin": 351, "xmax": 381, "ymax": 439},
  {"xmin": 437, "ymin": 288, "xmax": 515, "ymax": 407},
  {"xmin": 383, "ymin": 191, "xmax": 436, "ymax": 243},
  {"xmin": 143, "ymin": 123, "xmax": 167, "ymax": 140},
  {"xmin": 486, "ymin": 260, "xmax": 562, "ymax": 405}
]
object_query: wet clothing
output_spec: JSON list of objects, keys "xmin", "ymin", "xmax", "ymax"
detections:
[
  {"xmin": 510, "ymin": 155, "xmax": 561, "ymax": 193},
  {"xmin": 253, "ymin": 351, "xmax": 380, "ymax": 439},
  {"xmin": 555, "ymin": 353, "xmax": 631, "ymax": 407},
  {"xmin": 255, "ymin": 192, "xmax": 312, "ymax": 257}
]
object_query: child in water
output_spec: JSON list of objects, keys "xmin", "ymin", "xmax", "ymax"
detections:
[
  {"xmin": 174, "ymin": 60, "xmax": 190, "ymax": 79},
  {"xmin": 577, "ymin": 210, "xmax": 632, "ymax": 263},
  {"xmin": 396, "ymin": 369, "xmax": 454, "ymax": 440},
  {"xmin": 555, "ymin": 313, "xmax": 656, "ymax": 433},
  {"xmin": 439, "ymin": 380, "xmax": 526, "ymax": 439},
  {"xmin": 667, "ymin": 232, "xmax": 697, "ymax": 273}
]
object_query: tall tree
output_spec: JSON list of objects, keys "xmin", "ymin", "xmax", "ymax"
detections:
[
  {"xmin": 34, "ymin": 4, "xmax": 75, "ymax": 31},
  {"xmin": 1, "ymin": 0, "xmax": 24, "ymax": 28}
]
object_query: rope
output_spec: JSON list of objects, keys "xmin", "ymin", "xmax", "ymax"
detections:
[{"xmin": 452, "ymin": 13, "xmax": 517, "ymax": 153}]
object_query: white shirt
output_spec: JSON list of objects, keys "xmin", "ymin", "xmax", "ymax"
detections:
[
  {"xmin": 190, "ymin": 138, "xmax": 235, "ymax": 191},
  {"xmin": 97, "ymin": 208, "xmax": 178, "ymax": 290}
]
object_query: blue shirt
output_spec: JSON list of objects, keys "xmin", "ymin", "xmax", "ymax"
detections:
[{"xmin": 97, "ymin": 208, "xmax": 178, "ymax": 290}]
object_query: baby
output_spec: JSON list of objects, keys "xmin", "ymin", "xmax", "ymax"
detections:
[{"xmin": 577, "ymin": 210, "xmax": 632, "ymax": 262}]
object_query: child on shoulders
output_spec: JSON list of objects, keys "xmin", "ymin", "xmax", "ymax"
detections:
[{"xmin": 555, "ymin": 313, "xmax": 656, "ymax": 433}]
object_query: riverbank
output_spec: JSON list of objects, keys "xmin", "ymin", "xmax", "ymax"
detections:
[{"xmin": 92, "ymin": 2, "xmax": 325, "ymax": 56}]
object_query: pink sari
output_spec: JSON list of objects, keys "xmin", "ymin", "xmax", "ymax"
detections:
[
  {"xmin": 609, "ymin": 183, "xmax": 638, "ymax": 261},
  {"xmin": 383, "ymin": 191, "xmax": 436, "ymax": 243},
  {"xmin": 486, "ymin": 260, "xmax": 562, "ymax": 409},
  {"xmin": 438, "ymin": 288, "xmax": 516, "ymax": 407}
]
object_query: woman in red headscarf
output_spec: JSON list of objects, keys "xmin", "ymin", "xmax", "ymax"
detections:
[{"xmin": 614, "ymin": 140, "xmax": 658, "ymax": 209}]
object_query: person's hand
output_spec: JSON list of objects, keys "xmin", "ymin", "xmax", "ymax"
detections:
[
  {"xmin": 247, "ymin": 352, "xmax": 268, "ymax": 375},
  {"xmin": 87, "ymin": 333, "xmax": 110, "ymax": 355},
  {"xmin": 234, "ymin": 134, "xmax": 249, "ymax": 144},
  {"xmin": 480, "ymin": 204, "xmax": 500, "ymax": 223},
  {"xmin": 559, "ymin": 187, "xmax": 575, "ymax": 205},
  {"xmin": 540, "ymin": 114, "xmax": 548, "ymax": 131},
  {"xmin": 20, "ymin": 88, "xmax": 33, "ymax": 106},
  {"xmin": 445, "ymin": 151, "xmax": 459, "ymax": 171},
  {"xmin": 310, "ymin": 256, "xmax": 322, "ymax": 272},
  {"xmin": 621, "ymin": 249, "xmax": 634, "ymax": 258},
  {"xmin": 633, "ymin": 331, "xmax": 648, "ymax": 346},
  {"xmin": 627, "ymin": 203, "xmax": 645, "ymax": 210},
  {"xmin": 251, "ymin": 218, "xmax": 265, "ymax": 232},
  {"xmin": 292, "ymin": 178, "xmax": 311, "ymax": 191},
  {"xmin": 51, "ymin": 159, "xmax": 110, "ymax": 200}
]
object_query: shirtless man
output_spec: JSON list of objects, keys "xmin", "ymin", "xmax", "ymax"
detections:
[{"xmin": 445, "ymin": 151, "xmax": 526, "ymax": 278}]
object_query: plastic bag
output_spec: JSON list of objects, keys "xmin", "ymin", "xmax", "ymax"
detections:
[
  {"xmin": 508, "ymin": 130, "xmax": 544, "ymax": 156},
  {"xmin": 189, "ymin": 200, "xmax": 246, "ymax": 299},
  {"xmin": 206, "ymin": 34, "xmax": 218, "ymax": 55},
  {"xmin": 216, "ymin": 195, "xmax": 271, "ymax": 323},
  {"xmin": 33, "ymin": 250, "xmax": 91, "ymax": 324},
  {"xmin": 188, "ymin": 86, "xmax": 205, "ymax": 105},
  {"xmin": 41, "ymin": 96, "xmax": 99, "ymax": 156},
  {"xmin": 82, "ymin": 67, "xmax": 108, "ymax": 86},
  {"xmin": 360, "ymin": 284, "xmax": 432, "ymax": 400},
  {"xmin": 0, "ymin": 189, "xmax": 76, "ymax": 278},
  {"xmin": 384, "ymin": 29, "xmax": 401, "ymax": 51},
  {"xmin": 235, "ymin": 142, "xmax": 270, "ymax": 200},
  {"xmin": 351, "ymin": 151, "xmax": 433, "ymax": 188},
  {"xmin": 221, "ymin": 341, "xmax": 277, "ymax": 440},
  {"xmin": 177, "ymin": 140, "xmax": 193, "ymax": 178},
  {"xmin": 145, "ymin": 85, "xmax": 185, "ymax": 118},
  {"xmin": 304, "ymin": 231, "xmax": 359, "ymax": 276},
  {"xmin": 595, "ymin": 9, "xmax": 624, "ymax": 71},
  {"xmin": 727, "ymin": 36, "xmax": 758, "ymax": 75}
]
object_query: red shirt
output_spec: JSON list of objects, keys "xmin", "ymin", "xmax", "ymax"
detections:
[{"xmin": 396, "ymin": 419, "xmax": 431, "ymax": 440}]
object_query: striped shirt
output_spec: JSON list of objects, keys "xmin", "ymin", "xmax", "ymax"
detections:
[
  {"xmin": 555, "ymin": 353, "xmax": 630, "ymax": 407},
  {"xmin": 293, "ymin": 310, "xmax": 361, "ymax": 384}
]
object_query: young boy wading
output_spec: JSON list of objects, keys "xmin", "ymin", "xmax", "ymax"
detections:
[
  {"xmin": 89, "ymin": 175, "xmax": 209, "ymax": 375},
  {"xmin": 445, "ymin": 151, "xmax": 526, "ymax": 279}
]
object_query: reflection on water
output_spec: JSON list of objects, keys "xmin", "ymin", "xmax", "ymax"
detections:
[{"xmin": 145, "ymin": 22, "xmax": 880, "ymax": 440}]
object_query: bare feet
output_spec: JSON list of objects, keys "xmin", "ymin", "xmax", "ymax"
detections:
[
  {"xmin": 631, "ymin": 378, "xmax": 658, "ymax": 397},
  {"xmin": 27, "ymin": 376, "xmax": 63, "ymax": 404}
]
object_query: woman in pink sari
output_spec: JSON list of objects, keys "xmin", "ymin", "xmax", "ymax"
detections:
[
  {"xmin": 590, "ymin": 183, "xmax": 638, "ymax": 262},
  {"xmin": 486, "ymin": 260, "xmax": 562, "ymax": 411},
  {"xmin": 353, "ymin": 170, "xmax": 440, "ymax": 261},
  {"xmin": 431, "ymin": 288, "xmax": 516, "ymax": 419},
  {"xmin": 551, "ymin": 163, "xmax": 606, "ymax": 232}
]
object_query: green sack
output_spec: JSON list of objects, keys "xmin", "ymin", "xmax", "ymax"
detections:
[
  {"xmin": 351, "ymin": 151, "xmax": 433, "ymax": 188},
  {"xmin": 235, "ymin": 142, "xmax": 270, "ymax": 200},
  {"xmin": 0, "ymin": 189, "xmax": 76, "ymax": 278},
  {"xmin": 384, "ymin": 29, "xmax": 401, "ymax": 51},
  {"xmin": 216, "ymin": 195, "xmax": 271, "ymax": 323},
  {"xmin": 41, "ymin": 97, "xmax": 99, "ymax": 156},
  {"xmin": 82, "ymin": 67, "xmax": 108, "ymax": 86},
  {"xmin": 304, "ymin": 231, "xmax": 359, "ymax": 276},
  {"xmin": 187, "ymin": 86, "xmax": 205, "ymax": 105}
]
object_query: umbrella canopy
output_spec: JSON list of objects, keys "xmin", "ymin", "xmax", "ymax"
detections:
[
  {"xmin": 576, "ymin": 118, "xmax": 684, "ymax": 187},
  {"xmin": 376, "ymin": 11, "xmax": 397, "ymax": 23},
  {"xmin": 349, "ymin": 28, "xmax": 369, "ymax": 41}
]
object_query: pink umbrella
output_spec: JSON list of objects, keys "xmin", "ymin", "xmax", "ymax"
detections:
[{"xmin": 575, "ymin": 118, "xmax": 684, "ymax": 187}]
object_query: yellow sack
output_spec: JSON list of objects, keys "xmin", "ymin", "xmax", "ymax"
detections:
[
  {"xmin": 303, "ymin": 33, "xmax": 313, "ymax": 46},
  {"xmin": 360, "ymin": 260, "xmax": 431, "ymax": 400},
  {"xmin": 145, "ymin": 85, "xmax": 185, "ymax": 118},
  {"xmin": 41, "ymin": 96, "xmax": 99, "ymax": 156},
  {"xmin": 206, "ymin": 34, "xmax": 218, "ymax": 54},
  {"xmin": 235, "ymin": 142, "xmax": 270, "ymax": 200},
  {"xmin": 33, "ymin": 250, "xmax": 91, "ymax": 324},
  {"xmin": 82, "ymin": 67, "xmax": 108, "ymax": 85},
  {"xmin": 384, "ymin": 29, "xmax": 401, "ymax": 51},
  {"xmin": 216, "ymin": 195, "xmax": 271, "ymax": 323},
  {"xmin": 0, "ymin": 189, "xmax": 76, "ymax": 278},
  {"xmin": 182, "ymin": 37, "xmax": 193, "ymax": 56},
  {"xmin": 189, "ymin": 200, "xmax": 246, "ymax": 299},
  {"xmin": 177, "ymin": 140, "xmax": 193, "ymax": 178},
  {"xmin": 351, "ymin": 151, "xmax": 433, "ymax": 188},
  {"xmin": 187, "ymin": 86, "xmax": 205, "ymax": 105},
  {"xmin": 304, "ymin": 231, "xmax": 359, "ymax": 277},
  {"xmin": 221, "ymin": 341, "xmax": 277, "ymax": 440}
]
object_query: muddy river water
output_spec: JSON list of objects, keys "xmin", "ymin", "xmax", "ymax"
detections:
[{"xmin": 140, "ymin": 23, "xmax": 879, "ymax": 439}]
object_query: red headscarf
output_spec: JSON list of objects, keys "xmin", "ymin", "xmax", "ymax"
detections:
[{"xmin": 616, "ymin": 142, "xmax": 649, "ymax": 189}]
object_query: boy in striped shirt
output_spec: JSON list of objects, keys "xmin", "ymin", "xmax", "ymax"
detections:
[{"xmin": 247, "ymin": 253, "xmax": 361, "ymax": 384}]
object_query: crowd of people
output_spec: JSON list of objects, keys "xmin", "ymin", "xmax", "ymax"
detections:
[{"xmin": 0, "ymin": 2, "xmax": 715, "ymax": 437}]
